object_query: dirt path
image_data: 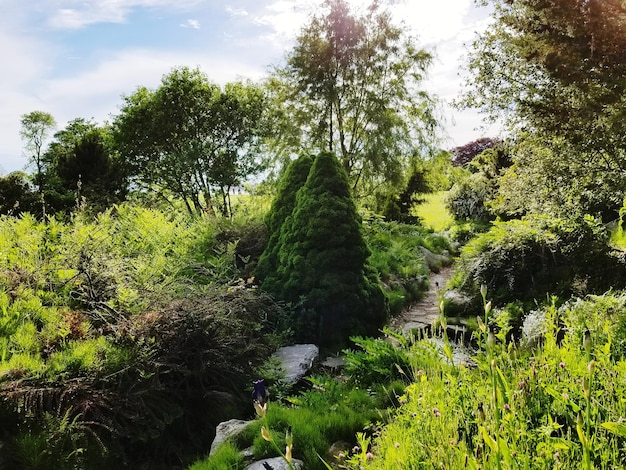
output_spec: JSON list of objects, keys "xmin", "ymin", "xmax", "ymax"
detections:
[{"xmin": 389, "ymin": 265, "xmax": 456, "ymax": 336}]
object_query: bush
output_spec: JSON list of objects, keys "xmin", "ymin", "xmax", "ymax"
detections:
[
  {"xmin": 451, "ymin": 214, "xmax": 626, "ymax": 309},
  {"xmin": 445, "ymin": 172, "xmax": 494, "ymax": 222}
]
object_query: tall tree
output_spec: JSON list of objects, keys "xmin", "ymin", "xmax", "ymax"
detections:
[
  {"xmin": 20, "ymin": 111, "xmax": 56, "ymax": 217},
  {"xmin": 270, "ymin": 0, "xmax": 439, "ymax": 198},
  {"xmin": 40, "ymin": 119, "xmax": 127, "ymax": 214},
  {"xmin": 113, "ymin": 67, "xmax": 268, "ymax": 216},
  {"xmin": 263, "ymin": 151, "xmax": 387, "ymax": 346},
  {"xmin": 460, "ymin": 0, "xmax": 626, "ymax": 217}
]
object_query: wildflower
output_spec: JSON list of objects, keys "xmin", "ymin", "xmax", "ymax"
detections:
[
  {"xmin": 588, "ymin": 360, "xmax": 595, "ymax": 373},
  {"xmin": 562, "ymin": 392, "xmax": 569, "ymax": 400},
  {"xmin": 504, "ymin": 403, "xmax": 510, "ymax": 411},
  {"xmin": 338, "ymin": 452, "xmax": 346, "ymax": 459},
  {"xmin": 285, "ymin": 426, "xmax": 293, "ymax": 462},
  {"xmin": 583, "ymin": 329, "xmax": 592, "ymax": 354},
  {"xmin": 559, "ymin": 361, "xmax": 565, "ymax": 368},
  {"xmin": 433, "ymin": 407, "xmax": 441, "ymax": 418},
  {"xmin": 353, "ymin": 446, "xmax": 360, "ymax": 453},
  {"xmin": 366, "ymin": 452, "xmax": 374, "ymax": 460},
  {"xmin": 449, "ymin": 439, "xmax": 457, "ymax": 446},
  {"xmin": 485, "ymin": 300, "xmax": 492, "ymax": 314},
  {"xmin": 394, "ymin": 442, "xmax": 400, "ymax": 448},
  {"xmin": 480, "ymin": 284, "xmax": 488, "ymax": 299},
  {"xmin": 261, "ymin": 426, "xmax": 272, "ymax": 442},
  {"xmin": 254, "ymin": 401, "xmax": 267, "ymax": 418},
  {"xmin": 252, "ymin": 379, "xmax": 268, "ymax": 406},
  {"xmin": 416, "ymin": 369, "xmax": 424, "ymax": 376}
]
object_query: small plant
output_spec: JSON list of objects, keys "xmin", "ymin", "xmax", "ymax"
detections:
[{"xmin": 252, "ymin": 379, "xmax": 296, "ymax": 469}]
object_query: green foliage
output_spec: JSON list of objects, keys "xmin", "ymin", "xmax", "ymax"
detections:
[
  {"xmin": 451, "ymin": 215, "xmax": 626, "ymax": 309},
  {"xmin": 347, "ymin": 295, "xmax": 626, "ymax": 469},
  {"xmin": 445, "ymin": 172, "xmax": 493, "ymax": 222},
  {"xmin": 188, "ymin": 441, "xmax": 243, "ymax": 470},
  {"xmin": 445, "ymin": 144, "xmax": 511, "ymax": 223},
  {"xmin": 364, "ymin": 220, "xmax": 449, "ymax": 314},
  {"xmin": 0, "ymin": 172, "xmax": 38, "ymax": 216},
  {"xmin": 461, "ymin": 0, "xmax": 626, "ymax": 219},
  {"xmin": 269, "ymin": 0, "xmax": 440, "ymax": 197},
  {"xmin": 113, "ymin": 67, "xmax": 268, "ymax": 216},
  {"xmin": 256, "ymin": 155, "xmax": 314, "ymax": 284},
  {"xmin": 195, "ymin": 376, "xmax": 383, "ymax": 470},
  {"xmin": 43, "ymin": 121, "xmax": 128, "ymax": 215},
  {"xmin": 413, "ymin": 192, "xmax": 454, "ymax": 232},
  {"xmin": 0, "ymin": 203, "xmax": 286, "ymax": 468},
  {"xmin": 262, "ymin": 152, "xmax": 387, "ymax": 347}
]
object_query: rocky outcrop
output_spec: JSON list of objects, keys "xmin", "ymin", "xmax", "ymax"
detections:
[
  {"xmin": 273, "ymin": 344, "xmax": 319, "ymax": 386},
  {"xmin": 210, "ymin": 419, "xmax": 254, "ymax": 455}
]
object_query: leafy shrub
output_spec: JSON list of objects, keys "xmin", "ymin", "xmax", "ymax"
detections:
[
  {"xmin": 0, "ymin": 204, "xmax": 289, "ymax": 469},
  {"xmin": 451, "ymin": 214, "xmax": 626, "ymax": 309},
  {"xmin": 445, "ymin": 172, "xmax": 494, "ymax": 222}
]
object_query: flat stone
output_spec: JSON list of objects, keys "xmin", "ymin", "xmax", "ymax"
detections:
[
  {"xmin": 321, "ymin": 356, "xmax": 345, "ymax": 369},
  {"xmin": 245, "ymin": 457, "xmax": 304, "ymax": 469},
  {"xmin": 273, "ymin": 344, "xmax": 319, "ymax": 385},
  {"xmin": 210, "ymin": 419, "xmax": 254, "ymax": 455}
]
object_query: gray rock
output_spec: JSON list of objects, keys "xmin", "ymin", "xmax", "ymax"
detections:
[
  {"xmin": 419, "ymin": 246, "xmax": 450, "ymax": 273},
  {"xmin": 273, "ymin": 344, "xmax": 319, "ymax": 385},
  {"xmin": 210, "ymin": 419, "xmax": 254, "ymax": 455},
  {"xmin": 443, "ymin": 288, "xmax": 473, "ymax": 315},
  {"xmin": 321, "ymin": 356, "xmax": 345, "ymax": 369},
  {"xmin": 245, "ymin": 457, "xmax": 304, "ymax": 470}
]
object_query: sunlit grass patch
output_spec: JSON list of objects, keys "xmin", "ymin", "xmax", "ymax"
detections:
[{"xmin": 413, "ymin": 191, "xmax": 453, "ymax": 232}]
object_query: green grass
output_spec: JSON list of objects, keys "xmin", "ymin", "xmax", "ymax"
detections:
[
  {"xmin": 414, "ymin": 191, "xmax": 453, "ymax": 232},
  {"xmin": 610, "ymin": 224, "xmax": 626, "ymax": 249}
]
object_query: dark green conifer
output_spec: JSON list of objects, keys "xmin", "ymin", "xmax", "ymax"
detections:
[
  {"xmin": 276, "ymin": 151, "xmax": 387, "ymax": 346},
  {"xmin": 255, "ymin": 154, "xmax": 314, "ymax": 288}
]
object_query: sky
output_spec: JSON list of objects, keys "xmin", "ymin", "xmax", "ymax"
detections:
[{"xmin": 0, "ymin": 0, "xmax": 495, "ymax": 175}]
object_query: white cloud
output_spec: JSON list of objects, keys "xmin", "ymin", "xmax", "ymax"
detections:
[
  {"xmin": 226, "ymin": 6, "xmax": 249, "ymax": 17},
  {"xmin": 180, "ymin": 19, "xmax": 201, "ymax": 29},
  {"xmin": 48, "ymin": 0, "xmax": 203, "ymax": 29},
  {"xmin": 40, "ymin": 48, "xmax": 267, "ymax": 124}
]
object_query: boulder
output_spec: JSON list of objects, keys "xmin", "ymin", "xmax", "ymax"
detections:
[
  {"xmin": 210, "ymin": 419, "xmax": 254, "ymax": 455},
  {"xmin": 443, "ymin": 288, "xmax": 474, "ymax": 316},
  {"xmin": 273, "ymin": 344, "xmax": 319, "ymax": 386},
  {"xmin": 419, "ymin": 246, "xmax": 450, "ymax": 273},
  {"xmin": 245, "ymin": 457, "xmax": 304, "ymax": 469}
]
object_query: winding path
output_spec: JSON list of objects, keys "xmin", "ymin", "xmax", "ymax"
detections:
[{"xmin": 389, "ymin": 265, "xmax": 455, "ymax": 336}]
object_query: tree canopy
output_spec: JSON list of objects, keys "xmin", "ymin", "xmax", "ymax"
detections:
[
  {"xmin": 461, "ymin": 0, "xmax": 626, "ymax": 218},
  {"xmin": 269, "ymin": 0, "xmax": 440, "ymax": 198},
  {"xmin": 113, "ymin": 67, "xmax": 268, "ymax": 216}
]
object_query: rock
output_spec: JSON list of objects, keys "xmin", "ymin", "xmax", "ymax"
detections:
[
  {"xmin": 443, "ymin": 288, "xmax": 474, "ymax": 316},
  {"xmin": 245, "ymin": 457, "xmax": 304, "ymax": 469},
  {"xmin": 419, "ymin": 246, "xmax": 450, "ymax": 273},
  {"xmin": 210, "ymin": 419, "xmax": 254, "ymax": 455},
  {"xmin": 320, "ymin": 356, "xmax": 345, "ymax": 370},
  {"xmin": 273, "ymin": 344, "xmax": 319, "ymax": 386}
]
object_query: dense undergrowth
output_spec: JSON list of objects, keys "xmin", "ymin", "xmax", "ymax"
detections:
[
  {"xmin": 191, "ymin": 291, "xmax": 626, "ymax": 469},
  {"xmin": 0, "ymin": 202, "xmax": 444, "ymax": 469}
]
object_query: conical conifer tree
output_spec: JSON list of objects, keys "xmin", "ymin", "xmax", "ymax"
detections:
[
  {"xmin": 276, "ymin": 151, "xmax": 387, "ymax": 346},
  {"xmin": 256, "ymin": 154, "xmax": 314, "ymax": 291}
]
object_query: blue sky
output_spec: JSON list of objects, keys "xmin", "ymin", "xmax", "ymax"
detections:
[{"xmin": 0, "ymin": 0, "xmax": 495, "ymax": 174}]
